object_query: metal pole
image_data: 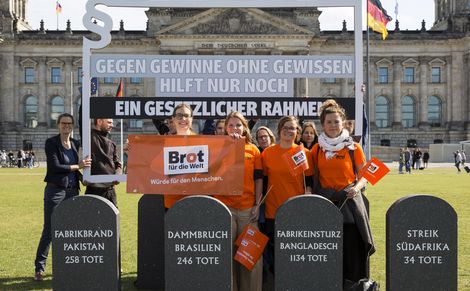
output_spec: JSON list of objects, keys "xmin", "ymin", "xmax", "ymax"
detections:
[
  {"xmin": 120, "ymin": 78, "xmax": 124, "ymax": 164},
  {"xmin": 70, "ymin": 72, "xmax": 74, "ymax": 138},
  {"xmin": 366, "ymin": 0, "xmax": 372, "ymax": 160}
]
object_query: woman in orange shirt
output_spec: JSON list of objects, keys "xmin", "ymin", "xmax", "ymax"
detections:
[
  {"xmin": 311, "ymin": 99, "xmax": 374, "ymax": 287},
  {"xmin": 261, "ymin": 116, "xmax": 313, "ymax": 273},
  {"xmin": 214, "ymin": 111, "xmax": 263, "ymax": 291},
  {"xmin": 164, "ymin": 103, "xmax": 195, "ymax": 209}
]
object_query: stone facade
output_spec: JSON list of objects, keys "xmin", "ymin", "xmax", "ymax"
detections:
[{"xmin": 1, "ymin": 1, "xmax": 470, "ymax": 154}]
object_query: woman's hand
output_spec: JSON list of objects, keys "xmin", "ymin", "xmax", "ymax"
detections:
[
  {"xmin": 345, "ymin": 186, "xmax": 360, "ymax": 199},
  {"xmin": 229, "ymin": 133, "xmax": 243, "ymax": 140}
]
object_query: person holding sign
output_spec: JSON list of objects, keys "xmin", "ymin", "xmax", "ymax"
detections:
[
  {"xmin": 164, "ymin": 103, "xmax": 196, "ymax": 209},
  {"xmin": 311, "ymin": 99, "xmax": 374, "ymax": 287},
  {"xmin": 85, "ymin": 119, "xmax": 122, "ymax": 206},
  {"xmin": 214, "ymin": 111, "xmax": 263, "ymax": 291},
  {"xmin": 261, "ymin": 116, "xmax": 313, "ymax": 274},
  {"xmin": 34, "ymin": 113, "xmax": 91, "ymax": 281}
]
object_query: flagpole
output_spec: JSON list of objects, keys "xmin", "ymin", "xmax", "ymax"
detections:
[
  {"xmin": 366, "ymin": 0, "xmax": 371, "ymax": 160},
  {"xmin": 70, "ymin": 72, "xmax": 74, "ymax": 138},
  {"xmin": 120, "ymin": 78, "xmax": 124, "ymax": 164},
  {"xmin": 303, "ymin": 171, "xmax": 307, "ymax": 194}
]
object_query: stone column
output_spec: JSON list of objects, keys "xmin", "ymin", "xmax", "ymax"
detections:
[
  {"xmin": 367, "ymin": 60, "xmax": 376, "ymax": 125},
  {"xmin": 450, "ymin": 52, "xmax": 464, "ymax": 129},
  {"xmin": 38, "ymin": 57, "xmax": 48, "ymax": 127},
  {"xmin": 418, "ymin": 59, "xmax": 428, "ymax": 127},
  {"xmin": 141, "ymin": 41, "xmax": 160, "ymax": 130},
  {"xmin": 187, "ymin": 49, "xmax": 202, "ymax": 133},
  {"xmin": 64, "ymin": 57, "xmax": 72, "ymax": 114},
  {"xmin": 13, "ymin": 56, "xmax": 20, "ymax": 127},
  {"xmin": 0, "ymin": 52, "xmax": 15, "ymax": 128},
  {"xmin": 466, "ymin": 54, "xmax": 470, "ymax": 132},
  {"xmin": 392, "ymin": 58, "xmax": 402, "ymax": 128},
  {"xmin": 307, "ymin": 41, "xmax": 321, "ymax": 97},
  {"xmin": 340, "ymin": 78, "xmax": 348, "ymax": 98},
  {"xmin": 296, "ymin": 51, "xmax": 308, "ymax": 97},
  {"xmin": 443, "ymin": 56, "xmax": 452, "ymax": 128}
]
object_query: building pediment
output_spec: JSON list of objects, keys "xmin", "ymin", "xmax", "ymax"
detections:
[
  {"xmin": 156, "ymin": 8, "xmax": 314, "ymax": 36},
  {"xmin": 429, "ymin": 58, "xmax": 446, "ymax": 66},
  {"xmin": 73, "ymin": 58, "xmax": 82, "ymax": 67},
  {"xmin": 402, "ymin": 58, "xmax": 419, "ymax": 66},
  {"xmin": 46, "ymin": 58, "xmax": 64, "ymax": 67},
  {"xmin": 19, "ymin": 58, "xmax": 38, "ymax": 68},
  {"xmin": 376, "ymin": 58, "xmax": 393, "ymax": 66}
]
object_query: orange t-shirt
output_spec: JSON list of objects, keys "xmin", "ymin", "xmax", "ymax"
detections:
[
  {"xmin": 262, "ymin": 144, "xmax": 313, "ymax": 219},
  {"xmin": 311, "ymin": 143, "xmax": 366, "ymax": 192},
  {"xmin": 214, "ymin": 143, "xmax": 262, "ymax": 210}
]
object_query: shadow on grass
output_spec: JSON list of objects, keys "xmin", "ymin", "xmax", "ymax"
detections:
[
  {"xmin": 0, "ymin": 272, "xmax": 159, "ymax": 291},
  {"xmin": 0, "ymin": 276, "xmax": 52, "ymax": 290}
]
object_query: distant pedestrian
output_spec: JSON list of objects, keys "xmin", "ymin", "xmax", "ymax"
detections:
[
  {"xmin": 398, "ymin": 148, "xmax": 405, "ymax": 174},
  {"xmin": 454, "ymin": 151, "xmax": 462, "ymax": 173},
  {"xmin": 404, "ymin": 147, "xmax": 412, "ymax": 174},
  {"xmin": 17, "ymin": 150, "xmax": 23, "ymax": 168},
  {"xmin": 415, "ymin": 148, "xmax": 423, "ymax": 170},
  {"xmin": 422, "ymin": 150, "xmax": 430, "ymax": 168},
  {"xmin": 460, "ymin": 150, "xmax": 466, "ymax": 166}
]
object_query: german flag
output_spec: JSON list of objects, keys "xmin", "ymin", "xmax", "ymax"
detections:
[
  {"xmin": 115, "ymin": 79, "xmax": 123, "ymax": 97},
  {"xmin": 55, "ymin": 1, "xmax": 62, "ymax": 14},
  {"xmin": 368, "ymin": 0, "xmax": 392, "ymax": 40}
]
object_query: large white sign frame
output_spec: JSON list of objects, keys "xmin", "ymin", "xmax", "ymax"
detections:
[{"xmin": 82, "ymin": 0, "xmax": 363, "ymax": 183}]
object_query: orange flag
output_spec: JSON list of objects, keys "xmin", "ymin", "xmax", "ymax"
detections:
[
  {"xmin": 282, "ymin": 144, "xmax": 309, "ymax": 176},
  {"xmin": 358, "ymin": 157, "xmax": 390, "ymax": 185},
  {"xmin": 234, "ymin": 225, "xmax": 269, "ymax": 270}
]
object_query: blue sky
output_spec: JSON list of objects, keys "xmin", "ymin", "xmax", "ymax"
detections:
[{"xmin": 27, "ymin": 0, "xmax": 434, "ymax": 32}]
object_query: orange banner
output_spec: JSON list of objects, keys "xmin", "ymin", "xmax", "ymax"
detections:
[
  {"xmin": 126, "ymin": 135, "xmax": 245, "ymax": 195},
  {"xmin": 358, "ymin": 157, "xmax": 390, "ymax": 185}
]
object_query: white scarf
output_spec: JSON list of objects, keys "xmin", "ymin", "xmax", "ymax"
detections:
[{"xmin": 318, "ymin": 130, "xmax": 355, "ymax": 159}]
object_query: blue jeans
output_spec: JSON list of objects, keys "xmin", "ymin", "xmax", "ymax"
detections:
[{"xmin": 34, "ymin": 184, "xmax": 78, "ymax": 273}]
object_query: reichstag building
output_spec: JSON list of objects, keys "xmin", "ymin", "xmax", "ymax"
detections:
[{"xmin": 1, "ymin": 0, "xmax": 469, "ymax": 153}]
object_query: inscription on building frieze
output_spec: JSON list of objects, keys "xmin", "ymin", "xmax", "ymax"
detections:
[{"xmin": 195, "ymin": 42, "xmax": 275, "ymax": 49}]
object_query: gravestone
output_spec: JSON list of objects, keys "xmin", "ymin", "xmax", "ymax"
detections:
[
  {"xmin": 135, "ymin": 194, "xmax": 165, "ymax": 290},
  {"xmin": 275, "ymin": 195, "xmax": 343, "ymax": 291},
  {"xmin": 387, "ymin": 195, "xmax": 457, "ymax": 291},
  {"xmin": 52, "ymin": 195, "xmax": 120, "ymax": 291},
  {"xmin": 165, "ymin": 196, "xmax": 232, "ymax": 291}
]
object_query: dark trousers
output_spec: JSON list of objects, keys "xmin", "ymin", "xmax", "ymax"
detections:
[
  {"xmin": 85, "ymin": 186, "xmax": 117, "ymax": 206},
  {"xmin": 263, "ymin": 219, "xmax": 275, "ymax": 274},
  {"xmin": 35, "ymin": 185, "xmax": 78, "ymax": 272},
  {"xmin": 343, "ymin": 223, "xmax": 367, "ymax": 283}
]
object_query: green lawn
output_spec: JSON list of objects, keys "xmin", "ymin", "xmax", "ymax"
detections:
[{"xmin": 0, "ymin": 166, "xmax": 468, "ymax": 290}]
